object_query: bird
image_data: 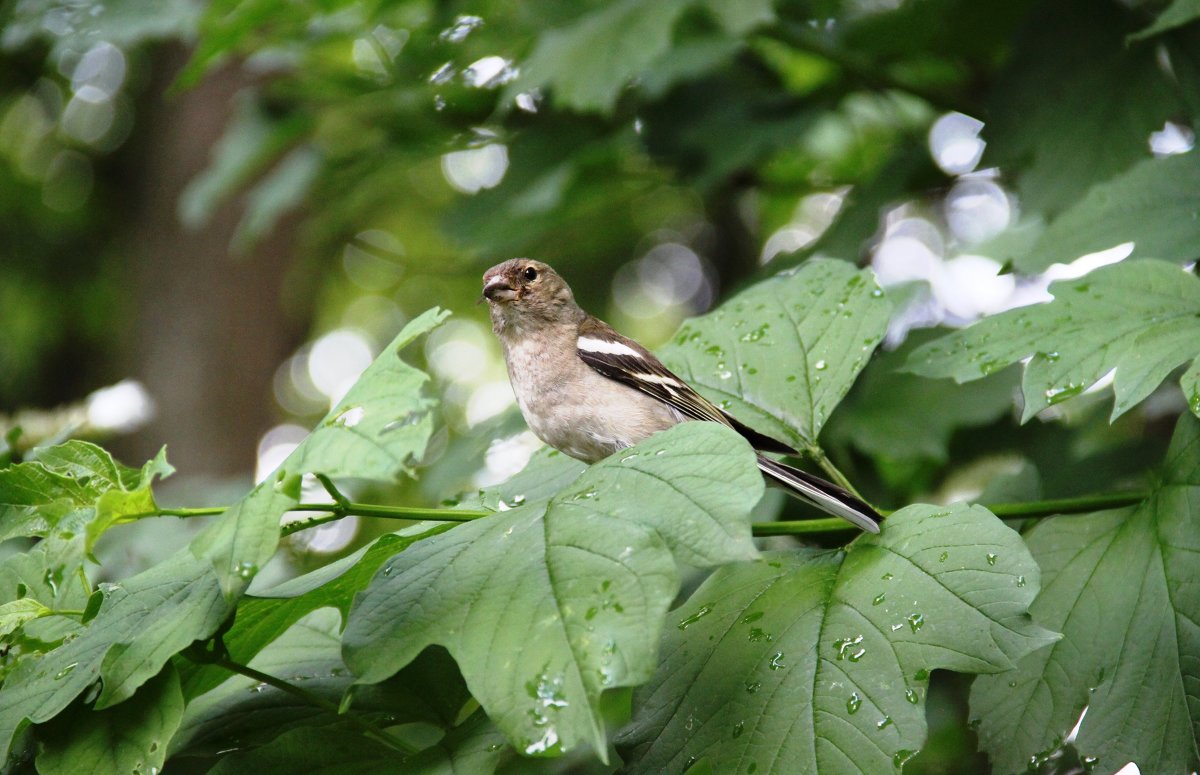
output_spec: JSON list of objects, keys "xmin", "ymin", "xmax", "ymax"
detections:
[{"xmin": 481, "ymin": 258, "xmax": 881, "ymax": 533}]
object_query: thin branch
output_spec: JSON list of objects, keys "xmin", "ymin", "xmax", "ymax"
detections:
[
  {"xmin": 315, "ymin": 473, "xmax": 350, "ymax": 508},
  {"xmin": 756, "ymin": 491, "xmax": 1149, "ymax": 536},
  {"xmin": 754, "ymin": 518, "xmax": 850, "ymax": 536},
  {"xmin": 139, "ymin": 490, "xmax": 1150, "ymax": 540},
  {"xmin": 985, "ymin": 492, "xmax": 1146, "ymax": 518},
  {"xmin": 208, "ymin": 654, "xmax": 416, "ymax": 757},
  {"xmin": 130, "ymin": 503, "xmax": 490, "ymax": 523}
]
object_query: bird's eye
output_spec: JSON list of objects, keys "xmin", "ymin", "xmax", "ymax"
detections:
[{"xmin": 523, "ymin": 267, "xmax": 538, "ymax": 281}]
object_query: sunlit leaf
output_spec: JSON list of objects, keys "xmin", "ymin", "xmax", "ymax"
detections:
[
  {"xmin": 279, "ymin": 306, "xmax": 449, "ymax": 482},
  {"xmin": 907, "ymin": 260, "xmax": 1200, "ymax": 421},
  {"xmin": 343, "ymin": 423, "xmax": 763, "ymax": 758},
  {"xmin": 660, "ymin": 258, "xmax": 890, "ymax": 450},
  {"xmin": 36, "ymin": 664, "xmax": 184, "ymax": 775},
  {"xmin": 190, "ymin": 307, "xmax": 447, "ymax": 596},
  {"xmin": 0, "ymin": 536, "xmax": 90, "ymax": 615},
  {"xmin": 1131, "ymin": 0, "xmax": 1200, "ymax": 39},
  {"xmin": 0, "ymin": 598, "xmax": 52, "ymax": 639},
  {"xmin": 617, "ymin": 503, "xmax": 1055, "ymax": 773},
  {"xmin": 0, "ymin": 442, "xmax": 172, "ymax": 543},
  {"xmin": 971, "ymin": 413, "xmax": 1200, "ymax": 774},
  {"xmin": 471, "ymin": 447, "xmax": 586, "ymax": 512}
]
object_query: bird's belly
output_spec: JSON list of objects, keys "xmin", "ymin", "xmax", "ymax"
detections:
[{"xmin": 506, "ymin": 346, "xmax": 681, "ymax": 463}]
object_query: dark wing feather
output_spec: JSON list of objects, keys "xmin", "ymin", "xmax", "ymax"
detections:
[
  {"xmin": 575, "ymin": 316, "xmax": 881, "ymax": 532},
  {"xmin": 575, "ymin": 316, "xmax": 797, "ymax": 455}
]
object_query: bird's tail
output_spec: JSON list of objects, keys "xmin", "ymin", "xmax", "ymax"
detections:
[{"xmin": 756, "ymin": 455, "xmax": 882, "ymax": 533}]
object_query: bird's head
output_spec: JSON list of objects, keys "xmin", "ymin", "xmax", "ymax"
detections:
[{"xmin": 482, "ymin": 259, "xmax": 579, "ymax": 333}]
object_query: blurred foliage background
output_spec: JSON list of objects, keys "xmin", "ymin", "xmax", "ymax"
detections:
[{"xmin": 0, "ymin": 0, "xmax": 1196, "ymax": 770}]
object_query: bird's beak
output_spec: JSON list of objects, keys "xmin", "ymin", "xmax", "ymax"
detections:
[{"xmin": 482, "ymin": 276, "xmax": 517, "ymax": 302}]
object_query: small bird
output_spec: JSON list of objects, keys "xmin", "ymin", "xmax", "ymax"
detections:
[{"xmin": 482, "ymin": 259, "xmax": 881, "ymax": 533}]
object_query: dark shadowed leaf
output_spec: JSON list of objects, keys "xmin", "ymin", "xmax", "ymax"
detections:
[
  {"xmin": 971, "ymin": 414, "xmax": 1200, "ymax": 774},
  {"xmin": 180, "ymin": 524, "xmax": 453, "ymax": 699},
  {"xmin": 174, "ymin": 608, "xmax": 470, "ymax": 758},
  {"xmin": 826, "ymin": 332, "xmax": 1017, "ymax": 464},
  {"xmin": 983, "ymin": 0, "xmax": 1185, "ymax": 214},
  {"xmin": 36, "ymin": 664, "xmax": 184, "ymax": 775}
]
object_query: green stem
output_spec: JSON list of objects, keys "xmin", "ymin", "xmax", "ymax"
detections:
[
  {"xmin": 315, "ymin": 473, "xmax": 350, "ymax": 508},
  {"xmin": 143, "ymin": 503, "xmax": 489, "ymax": 522},
  {"xmin": 985, "ymin": 492, "xmax": 1146, "ymax": 518},
  {"xmin": 756, "ymin": 491, "xmax": 1149, "ymax": 536},
  {"xmin": 210, "ymin": 655, "xmax": 415, "ymax": 756},
  {"xmin": 149, "ymin": 491, "xmax": 1150, "ymax": 541},
  {"xmin": 154, "ymin": 507, "xmax": 227, "ymax": 517},
  {"xmin": 315, "ymin": 503, "xmax": 489, "ymax": 521},
  {"xmin": 754, "ymin": 518, "xmax": 850, "ymax": 536}
]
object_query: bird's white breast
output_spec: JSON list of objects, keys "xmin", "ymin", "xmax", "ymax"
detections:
[{"xmin": 501, "ymin": 335, "xmax": 681, "ymax": 463}]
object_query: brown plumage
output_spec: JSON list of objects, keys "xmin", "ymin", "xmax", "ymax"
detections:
[{"xmin": 482, "ymin": 259, "xmax": 881, "ymax": 532}]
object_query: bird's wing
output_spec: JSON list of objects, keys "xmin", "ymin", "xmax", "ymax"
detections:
[{"xmin": 575, "ymin": 316, "xmax": 797, "ymax": 455}]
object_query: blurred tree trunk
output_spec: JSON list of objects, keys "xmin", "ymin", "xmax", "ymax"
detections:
[{"xmin": 115, "ymin": 45, "xmax": 306, "ymax": 477}]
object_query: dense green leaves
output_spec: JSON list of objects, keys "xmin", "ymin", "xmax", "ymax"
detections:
[
  {"xmin": 0, "ymin": 441, "xmax": 172, "ymax": 544},
  {"xmin": 1018, "ymin": 153, "xmax": 1200, "ymax": 272},
  {"xmin": 617, "ymin": 503, "xmax": 1055, "ymax": 773},
  {"xmin": 971, "ymin": 414, "xmax": 1200, "ymax": 774},
  {"xmin": 661, "ymin": 259, "xmax": 891, "ymax": 451},
  {"xmin": 826, "ymin": 333, "xmax": 1018, "ymax": 464},
  {"xmin": 907, "ymin": 260, "xmax": 1200, "ymax": 421},
  {"xmin": 36, "ymin": 665, "xmax": 184, "ymax": 775},
  {"xmin": 983, "ymin": 0, "xmax": 1189, "ymax": 214},
  {"xmin": 512, "ymin": 0, "xmax": 692, "ymax": 114},
  {"xmin": 511, "ymin": 0, "xmax": 774, "ymax": 115},
  {"xmin": 0, "ymin": 551, "xmax": 225, "ymax": 758},
  {"xmin": 181, "ymin": 524, "xmax": 453, "ymax": 699},
  {"xmin": 174, "ymin": 608, "xmax": 471, "ymax": 758},
  {"xmin": 1, "ymin": 0, "xmax": 200, "ymax": 51},
  {"xmin": 343, "ymin": 423, "xmax": 763, "ymax": 758}
]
